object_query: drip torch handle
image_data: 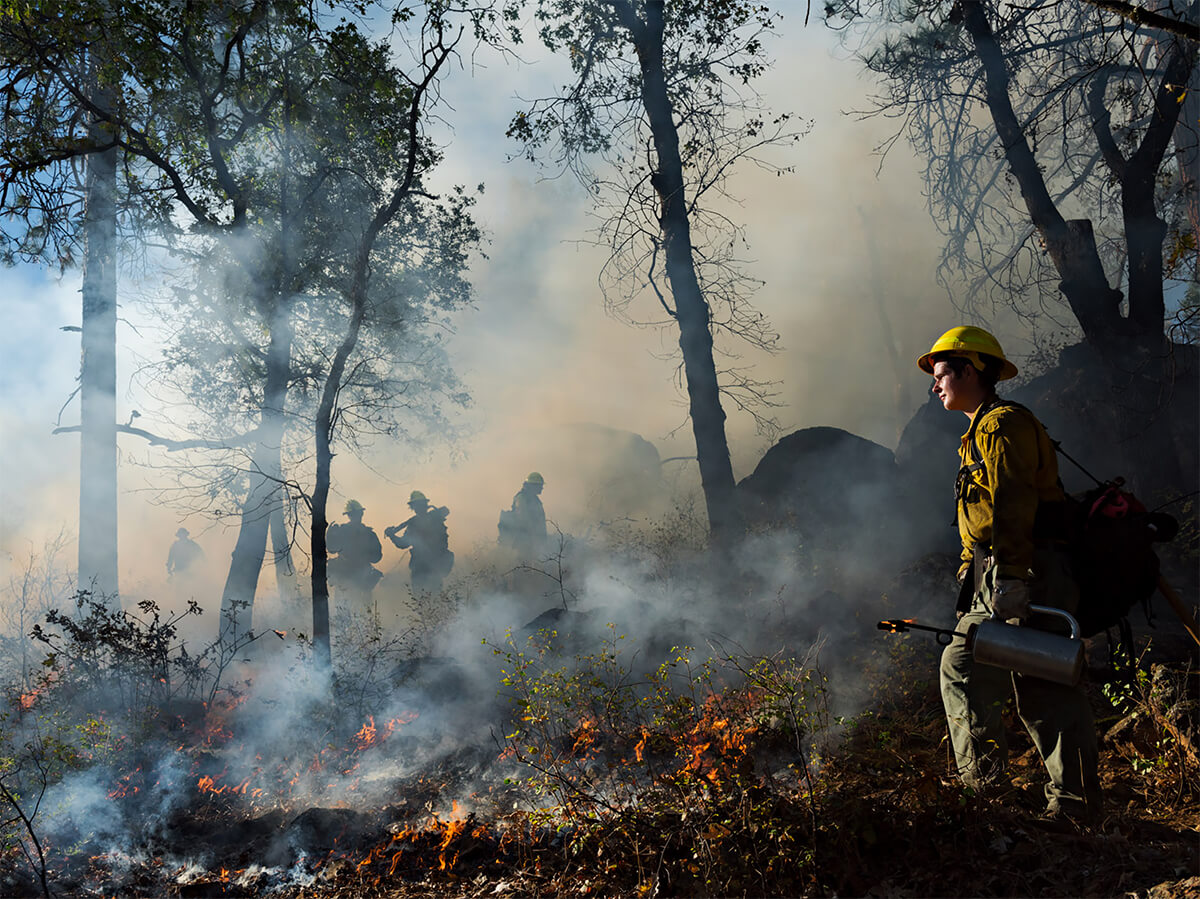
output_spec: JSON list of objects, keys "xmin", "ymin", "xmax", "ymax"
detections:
[
  {"xmin": 877, "ymin": 619, "xmax": 964, "ymax": 644},
  {"xmin": 992, "ymin": 605, "xmax": 1080, "ymax": 640}
]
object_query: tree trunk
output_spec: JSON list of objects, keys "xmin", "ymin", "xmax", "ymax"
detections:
[
  {"xmin": 1121, "ymin": 31, "xmax": 1195, "ymax": 339},
  {"xmin": 962, "ymin": 0, "xmax": 1192, "ymax": 497},
  {"xmin": 311, "ymin": 308, "xmax": 367, "ymax": 670},
  {"xmin": 306, "ymin": 28, "xmax": 447, "ymax": 668},
  {"xmin": 310, "ymin": 440, "xmax": 332, "ymax": 672},
  {"xmin": 628, "ymin": 0, "xmax": 742, "ymax": 539},
  {"xmin": 1098, "ymin": 31, "xmax": 1193, "ymax": 497},
  {"xmin": 218, "ymin": 309, "xmax": 292, "ymax": 641},
  {"xmin": 960, "ymin": 0, "xmax": 1127, "ymax": 345},
  {"xmin": 268, "ymin": 500, "xmax": 297, "ymax": 602},
  {"xmin": 1115, "ymin": 179, "xmax": 1181, "ymax": 497},
  {"xmin": 79, "ymin": 57, "xmax": 119, "ymax": 603}
]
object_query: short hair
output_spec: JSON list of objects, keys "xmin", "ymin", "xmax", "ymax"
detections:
[{"xmin": 931, "ymin": 351, "xmax": 1004, "ymax": 392}]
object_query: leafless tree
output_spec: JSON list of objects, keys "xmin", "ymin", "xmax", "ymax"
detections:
[{"xmin": 507, "ymin": 0, "xmax": 806, "ymax": 538}]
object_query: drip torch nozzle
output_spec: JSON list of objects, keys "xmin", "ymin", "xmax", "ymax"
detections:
[{"xmin": 877, "ymin": 618, "xmax": 964, "ymax": 645}]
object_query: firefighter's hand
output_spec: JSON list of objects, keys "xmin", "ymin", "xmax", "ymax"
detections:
[{"xmin": 992, "ymin": 578, "xmax": 1031, "ymax": 621}]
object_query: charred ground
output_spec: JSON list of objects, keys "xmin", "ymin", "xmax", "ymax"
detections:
[{"xmin": 1, "ymin": 551, "xmax": 1196, "ymax": 899}]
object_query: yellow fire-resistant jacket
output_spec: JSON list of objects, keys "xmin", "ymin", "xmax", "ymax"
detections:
[{"xmin": 957, "ymin": 401, "xmax": 1065, "ymax": 581}]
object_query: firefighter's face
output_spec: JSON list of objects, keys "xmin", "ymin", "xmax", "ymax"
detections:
[{"xmin": 931, "ymin": 360, "xmax": 983, "ymax": 413}]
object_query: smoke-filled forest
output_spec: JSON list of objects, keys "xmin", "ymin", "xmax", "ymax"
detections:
[{"xmin": 0, "ymin": 1, "xmax": 1197, "ymax": 896}]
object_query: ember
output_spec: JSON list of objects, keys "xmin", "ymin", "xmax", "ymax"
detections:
[{"xmin": 108, "ymin": 766, "xmax": 143, "ymax": 800}]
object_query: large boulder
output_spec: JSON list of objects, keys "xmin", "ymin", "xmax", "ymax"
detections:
[
  {"xmin": 737, "ymin": 427, "xmax": 922, "ymax": 565},
  {"xmin": 1014, "ymin": 342, "xmax": 1198, "ymax": 499}
]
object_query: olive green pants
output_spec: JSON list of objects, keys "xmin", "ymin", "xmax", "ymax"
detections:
[{"xmin": 940, "ymin": 548, "xmax": 1101, "ymax": 814}]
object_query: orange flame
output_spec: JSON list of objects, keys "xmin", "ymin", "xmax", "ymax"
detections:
[
  {"xmin": 434, "ymin": 802, "xmax": 467, "ymax": 871},
  {"xmin": 355, "ymin": 716, "xmax": 379, "ymax": 749},
  {"xmin": 16, "ymin": 671, "xmax": 58, "ymax": 710},
  {"xmin": 108, "ymin": 767, "xmax": 142, "ymax": 800},
  {"xmin": 634, "ymin": 728, "xmax": 648, "ymax": 763},
  {"xmin": 572, "ymin": 716, "xmax": 598, "ymax": 755}
]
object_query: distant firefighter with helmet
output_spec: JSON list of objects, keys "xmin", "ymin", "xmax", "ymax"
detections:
[
  {"xmin": 167, "ymin": 527, "xmax": 204, "ymax": 579},
  {"xmin": 326, "ymin": 499, "xmax": 384, "ymax": 603},
  {"xmin": 385, "ymin": 490, "xmax": 454, "ymax": 594},
  {"xmin": 919, "ymin": 325, "xmax": 1100, "ymax": 823},
  {"xmin": 499, "ymin": 472, "xmax": 547, "ymax": 559}
]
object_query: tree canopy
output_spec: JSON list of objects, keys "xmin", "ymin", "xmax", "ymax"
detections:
[
  {"xmin": 2, "ymin": 1, "xmax": 484, "ymax": 650},
  {"xmin": 828, "ymin": 0, "xmax": 1197, "ymax": 353}
]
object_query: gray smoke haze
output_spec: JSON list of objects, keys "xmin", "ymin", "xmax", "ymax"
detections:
[
  {"xmin": 9, "ymin": 511, "xmax": 890, "ymax": 881},
  {"xmin": 0, "ymin": 20, "xmax": 990, "ymax": 840},
  {"xmin": 0, "ymin": 20, "xmax": 969, "ymax": 589}
]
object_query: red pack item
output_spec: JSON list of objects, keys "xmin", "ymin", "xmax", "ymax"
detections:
[{"xmin": 1070, "ymin": 481, "xmax": 1170, "ymax": 637}]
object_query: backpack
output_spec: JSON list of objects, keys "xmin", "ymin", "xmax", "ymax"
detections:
[
  {"xmin": 963, "ymin": 401, "xmax": 1177, "ymax": 639},
  {"xmin": 1065, "ymin": 480, "xmax": 1176, "ymax": 637},
  {"xmin": 497, "ymin": 508, "xmax": 516, "ymax": 543}
]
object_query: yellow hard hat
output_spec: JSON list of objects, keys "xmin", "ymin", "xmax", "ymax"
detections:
[
  {"xmin": 525, "ymin": 472, "xmax": 544, "ymax": 485},
  {"xmin": 409, "ymin": 490, "xmax": 428, "ymax": 505},
  {"xmin": 345, "ymin": 499, "xmax": 365, "ymax": 515},
  {"xmin": 917, "ymin": 326, "xmax": 1018, "ymax": 380}
]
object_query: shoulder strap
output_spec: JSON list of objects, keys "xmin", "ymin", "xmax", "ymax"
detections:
[
  {"xmin": 964, "ymin": 398, "xmax": 1027, "ymax": 468},
  {"xmin": 970, "ymin": 400, "xmax": 1094, "ymax": 492},
  {"xmin": 954, "ymin": 398, "xmax": 1022, "ymax": 524}
]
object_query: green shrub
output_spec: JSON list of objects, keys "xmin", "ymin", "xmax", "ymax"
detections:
[{"xmin": 489, "ymin": 625, "xmax": 831, "ymax": 895}]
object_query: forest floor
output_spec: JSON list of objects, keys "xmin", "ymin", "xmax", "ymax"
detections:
[
  {"xmin": 240, "ymin": 635, "xmax": 1199, "ymax": 898},
  {"xmin": 296, "ymin": 667, "xmax": 1199, "ymax": 899},
  {"xmin": 5, "ymin": 573, "xmax": 1197, "ymax": 899}
]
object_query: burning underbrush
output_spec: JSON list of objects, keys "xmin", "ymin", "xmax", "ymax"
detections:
[
  {"xmin": 0, "ymin": 557, "xmax": 1197, "ymax": 897},
  {"xmin": 0, "ymin": 591, "xmax": 492, "ymax": 896}
]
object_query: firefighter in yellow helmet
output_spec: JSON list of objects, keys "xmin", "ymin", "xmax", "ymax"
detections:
[{"xmin": 920, "ymin": 326, "xmax": 1100, "ymax": 823}]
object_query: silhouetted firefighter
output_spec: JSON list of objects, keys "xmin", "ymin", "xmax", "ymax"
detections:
[
  {"xmin": 167, "ymin": 527, "xmax": 204, "ymax": 579},
  {"xmin": 919, "ymin": 326, "xmax": 1101, "ymax": 824},
  {"xmin": 385, "ymin": 490, "xmax": 454, "ymax": 594},
  {"xmin": 326, "ymin": 499, "xmax": 383, "ymax": 605},
  {"xmin": 498, "ymin": 472, "xmax": 547, "ymax": 559}
]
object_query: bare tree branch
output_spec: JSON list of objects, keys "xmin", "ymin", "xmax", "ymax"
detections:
[
  {"xmin": 51, "ymin": 423, "xmax": 261, "ymax": 451},
  {"xmin": 1077, "ymin": 0, "xmax": 1199, "ymax": 42}
]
